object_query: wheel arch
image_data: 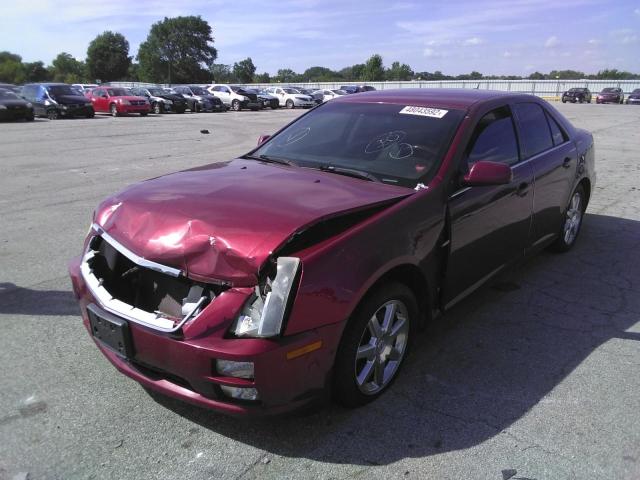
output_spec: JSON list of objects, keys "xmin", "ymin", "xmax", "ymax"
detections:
[{"xmin": 577, "ymin": 177, "xmax": 591, "ymax": 207}]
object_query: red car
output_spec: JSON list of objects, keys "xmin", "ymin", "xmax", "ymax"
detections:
[
  {"xmin": 69, "ymin": 89, "xmax": 595, "ymax": 415},
  {"xmin": 86, "ymin": 87, "xmax": 150, "ymax": 116}
]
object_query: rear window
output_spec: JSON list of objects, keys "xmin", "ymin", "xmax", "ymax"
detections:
[{"xmin": 514, "ymin": 103, "xmax": 554, "ymax": 158}]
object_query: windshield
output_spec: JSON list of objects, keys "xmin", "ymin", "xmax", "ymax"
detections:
[
  {"xmin": 148, "ymin": 88, "xmax": 165, "ymax": 96},
  {"xmin": 633, "ymin": 89, "xmax": 640, "ymax": 94},
  {"xmin": 106, "ymin": 88, "xmax": 130, "ymax": 96},
  {"xmin": 602, "ymin": 88, "xmax": 617, "ymax": 93},
  {"xmin": 190, "ymin": 86, "xmax": 207, "ymax": 95},
  {"xmin": 47, "ymin": 85, "xmax": 79, "ymax": 97},
  {"xmin": 252, "ymin": 102, "xmax": 464, "ymax": 188},
  {"xmin": 282, "ymin": 88, "xmax": 299, "ymax": 94},
  {"xmin": 332, "ymin": 90, "xmax": 347, "ymax": 95},
  {"xmin": 0, "ymin": 90, "xmax": 20, "ymax": 100}
]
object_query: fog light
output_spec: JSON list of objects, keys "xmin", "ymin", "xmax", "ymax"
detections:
[
  {"xmin": 220, "ymin": 385, "xmax": 259, "ymax": 401},
  {"xmin": 216, "ymin": 359, "xmax": 254, "ymax": 379}
]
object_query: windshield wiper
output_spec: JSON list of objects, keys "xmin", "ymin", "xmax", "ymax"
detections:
[
  {"xmin": 243, "ymin": 154, "xmax": 297, "ymax": 166},
  {"xmin": 317, "ymin": 164, "xmax": 381, "ymax": 183}
]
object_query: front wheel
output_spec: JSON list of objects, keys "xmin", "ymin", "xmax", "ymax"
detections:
[
  {"xmin": 231, "ymin": 99, "xmax": 241, "ymax": 111},
  {"xmin": 550, "ymin": 184, "xmax": 586, "ymax": 252},
  {"xmin": 286, "ymin": 99, "xmax": 294, "ymax": 109},
  {"xmin": 153, "ymin": 103, "xmax": 162, "ymax": 114},
  {"xmin": 333, "ymin": 282, "xmax": 416, "ymax": 407},
  {"xmin": 47, "ymin": 109, "xmax": 59, "ymax": 120},
  {"xmin": 110, "ymin": 104, "xmax": 119, "ymax": 117}
]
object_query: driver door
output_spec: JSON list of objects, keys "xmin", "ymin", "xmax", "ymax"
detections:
[{"xmin": 443, "ymin": 104, "xmax": 534, "ymax": 307}]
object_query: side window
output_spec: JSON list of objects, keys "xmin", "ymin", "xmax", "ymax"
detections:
[
  {"xmin": 466, "ymin": 106, "xmax": 520, "ymax": 166},
  {"xmin": 545, "ymin": 111, "xmax": 567, "ymax": 146},
  {"xmin": 514, "ymin": 103, "xmax": 554, "ymax": 157}
]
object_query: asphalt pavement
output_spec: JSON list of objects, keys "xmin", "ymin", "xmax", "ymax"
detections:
[{"xmin": 1, "ymin": 103, "xmax": 639, "ymax": 480}]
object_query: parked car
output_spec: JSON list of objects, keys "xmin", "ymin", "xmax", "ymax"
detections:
[
  {"xmin": 0, "ymin": 83, "xmax": 23, "ymax": 95},
  {"xmin": 21, "ymin": 83, "xmax": 95, "ymax": 119},
  {"xmin": 257, "ymin": 89, "xmax": 281, "ymax": 109},
  {"xmin": 596, "ymin": 87, "xmax": 624, "ymax": 104},
  {"xmin": 207, "ymin": 85, "xmax": 263, "ymax": 111},
  {"xmin": 86, "ymin": 87, "xmax": 150, "ymax": 117},
  {"xmin": 340, "ymin": 85, "xmax": 377, "ymax": 94},
  {"xmin": 130, "ymin": 86, "xmax": 187, "ymax": 114},
  {"xmin": 69, "ymin": 89, "xmax": 595, "ymax": 416},
  {"xmin": 263, "ymin": 86, "xmax": 315, "ymax": 108},
  {"xmin": 173, "ymin": 85, "xmax": 225, "ymax": 112},
  {"xmin": 315, "ymin": 89, "xmax": 347, "ymax": 102},
  {"xmin": 625, "ymin": 89, "xmax": 640, "ymax": 105},
  {"xmin": 0, "ymin": 88, "xmax": 34, "ymax": 121},
  {"xmin": 293, "ymin": 87, "xmax": 323, "ymax": 104},
  {"xmin": 72, "ymin": 84, "xmax": 99, "ymax": 95},
  {"xmin": 561, "ymin": 87, "xmax": 591, "ymax": 103}
]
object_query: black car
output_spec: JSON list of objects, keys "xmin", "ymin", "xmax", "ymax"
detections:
[
  {"xmin": 340, "ymin": 85, "xmax": 377, "ymax": 94},
  {"xmin": 130, "ymin": 86, "xmax": 187, "ymax": 113},
  {"xmin": 625, "ymin": 89, "xmax": 640, "ymax": 105},
  {"xmin": 562, "ymin": 87, "xmax": 591, "ymax": 103},
  {"xmin": 294, "ymin": 87, "xmax": 323, "ymax": 104},
  {"xmin": 173, "ymin": 86, "xmax": 226, "ymax": 112},
  {"xmin": 0, "ymin": 88, "xmax": 34, "ymax": 121},
  {"xmin": 0, "ymin": 83, "xmax": 23, "ymax": 95},
  {"xmin": 243, "ymin": 88, "xmax": 278, "ymax": 109},
  {"xmin": 21, "ymin": 83, "xmax": 94, "ymax": 119}
]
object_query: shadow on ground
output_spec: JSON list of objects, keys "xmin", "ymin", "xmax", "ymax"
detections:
[
  {"xmin": 0, "ymin": 282, "xmax": 78, "ymax": 316},
  {"xmin": 147, "ymin": 213, "xmax": 640, "ymax": 466}
]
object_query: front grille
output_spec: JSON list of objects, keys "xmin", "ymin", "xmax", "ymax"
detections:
[
  {"xmin": 130, "ymin": 100, "xmax": 146, "ymax": 106},
  {"xmin": 83, "ymin": 235, "xmax": 226, "ymax": 329}
]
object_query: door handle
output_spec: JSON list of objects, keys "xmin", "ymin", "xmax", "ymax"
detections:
[
  {"xmin": 562, "ymin": 157, "xmax": 572, "ymax": 168},
  {"xmin": 516, "ymin": 182, "xmax": 529, "ymax": 197}
]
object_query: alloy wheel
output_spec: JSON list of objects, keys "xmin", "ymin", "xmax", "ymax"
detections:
[
  {"xmin": 355, "ymin": 300, "xmax": 409, "ymax": 395},
  {"xmin": 563, "ymin": 191, "xmax": 583, "ymax": 245}
]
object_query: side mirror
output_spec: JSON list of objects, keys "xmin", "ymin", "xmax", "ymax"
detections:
[
  {"xmin": 257, "ymin": 134, "xmax": 271, "ymax": 146},
  {"xmin": 462, "ymin": 161, "xmax": 512, "ymax": 186}
]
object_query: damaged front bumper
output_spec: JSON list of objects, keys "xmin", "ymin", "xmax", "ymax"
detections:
[{"xmin": 69, "ymin": 227, "xmax": 343, "ymax": 415}]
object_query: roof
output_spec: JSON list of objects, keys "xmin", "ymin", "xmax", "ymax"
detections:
[{"xmin": 333, "ymin": 88, "xmax": 528, "ymax": 110}]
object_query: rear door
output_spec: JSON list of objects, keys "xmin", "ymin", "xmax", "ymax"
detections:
[
  {"xmin": 444, "ymin": 105, "xmax": 534, "ymax": 307},
  {"xmin": 512, "ymin": 102, "xmax": 576, "ymax": 249}
]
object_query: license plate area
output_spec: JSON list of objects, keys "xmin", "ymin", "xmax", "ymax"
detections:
[{"xmin": 87, "ymin": 304, "xmax": 134, "ymax": 358}]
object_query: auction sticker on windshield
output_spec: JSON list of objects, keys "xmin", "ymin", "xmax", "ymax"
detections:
[{"xmin": 399, "ymin": 106, "xmax": 448, "ymax": 118}]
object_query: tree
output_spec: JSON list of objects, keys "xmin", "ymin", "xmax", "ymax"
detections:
[
  {"xmin": 127, "ymin": 63, "xmax": 141, "ymax": 81},
  {"xmin": 22, "ymin": 61, "xmax": 49, "ymax": 82},
  {"xmin": 528, "ymin": 71, "xmax": 546, "ymax": 80},
  {"xmin": 137, "ymin": 16, "xmax": 217, "ymax": 84},
  {"xmin": 548, "ymin": 69, "xmax": 585, "ymax": 79},
  {"xmin": 0, "ymin": 52, "xmax": 25, "ymax": 83},
  {"xmin": 363, "ymin": 54, "xmax": 385, "ymax": 81},
  {"xmin": 211, "ymin": 64, "xmax": 234, "ymax": 83},
  {"xmin": 275, "ymin": 68, "xmax": 299, "ymax": 83},
  {"xmin": 301, "ymin": 66, "xmax": 336, "ymax": 82},
  {"xmin": 86, "ymin": 31, "xmax": 131, "ymax": 82},
  {"xmin": 254, "ymin": 72, "xmax": 270, "ymax": 83},
  {"xmin": 232, "ymin": 57, "xmax": 256, "ymax": 84},
  {"xmin": 386, "ymin": 61, "xmax": 413, "ymax": 81},
  {"xmin": 50, "ymin": 52, "xmax": 85, "ymax": 83}
]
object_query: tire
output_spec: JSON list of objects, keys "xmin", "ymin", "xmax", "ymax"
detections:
[
  {"xmin": 47, "ymin": 109, "xmax": 59, "ymax": 120},
  {"xmin": 26, "ymin": 112, "xmax": 35, "ymax": 121},
  {"xmin": 85, "ymin": 111, "xmax": 95, "ymax": 119},
  {"xmin": 549, "ymin": 184, "xmax": 586, "ymax": 253},
  {"xmin": 140, "ymin": 112, "xmax": 148, "ymax": 116},
  {"xmin": 561, "ymin": 98, "xmax": 566, "ymax": 103},
  {"xmin": 333, "ymin": 282, "xmax": 417, "ymax": 407},
  {"xmin": 231, "ymin": 99, "xmax": 241, "ymax": 111},
  {"xmin": 153, "ymin": 103, "xmax": 161, "ymax": 114},
  {"xmin": 110, "ymin": 104, "xmax": 118, "ymax": 117},
  {"xmin": 286, "ymin": 99, "xmax": 294, "ymax": 109}
]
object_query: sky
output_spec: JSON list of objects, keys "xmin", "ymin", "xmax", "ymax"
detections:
[{"xmin": 1, "ymin": 0, "xmax": 639, "ymax": 75}]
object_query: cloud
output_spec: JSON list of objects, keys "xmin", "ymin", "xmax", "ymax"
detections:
[
  {"xmin": 587, "ymin": 38, "xmax": 600, "ymax": 45},
  {"xmin": 544, "ymin": 35, "xmax": 559, "ymax": 48},
  {"xmin": 635, "ymin": 8, "xmax": 640, "ymax": 15},
  {"xmin": 610, "ymin": 28, "xmax": 639, "ymax": 44},
  {"xmin": 423, "ymin": 48, "xmax": 443, "ymax": 58},
  {"xmin": 462, "ymin": 37, "xmax": 484, "ymax": 46},
  {"xmin": 503, "ymin": 51, "xmax": 512, "ymax": 57}
]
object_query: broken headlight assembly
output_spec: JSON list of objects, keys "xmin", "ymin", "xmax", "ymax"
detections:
[{"xmin": 231, "ymin": 257, "xmax": 301, "ymax": 338}]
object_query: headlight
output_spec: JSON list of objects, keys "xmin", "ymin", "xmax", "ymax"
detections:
[
  {"xmin": 231, "ymin": 257, "xmax": 301, "ymax": 338},
  {"xmin": 0, "ymin": 105, "xmax": 6, "ymax": 110},
  {"xmin": 26, "ymin": 102, "xmax": 33, "ymax": 108},
  {"xmin": 119, "ymin": 99, "xmax": 130, "ymax": 105},
  {"xmin": 164, "ymin": 99, "xmax": 173, "ymax": 105}
]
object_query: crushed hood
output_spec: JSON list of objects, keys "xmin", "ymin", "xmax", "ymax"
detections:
[{"xmin": 94, "ymin": 159, "xmax": 411, "ymax": 286}]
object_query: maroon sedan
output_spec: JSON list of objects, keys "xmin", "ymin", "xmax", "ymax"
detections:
[
  {"xmin": 69, "ymin": 89, "xmax": 595, "ymax": 415},
  {"xmin": 86, "ymin": 87, "xmax": 150, "ymax": 116}
]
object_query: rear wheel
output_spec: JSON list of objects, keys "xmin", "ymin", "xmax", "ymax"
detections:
[
  {"xmin": 47, "ymin": 109, "xmax": 59, "ymax": 120},
  {"xmin": 333, "ymin": 282, "xmax": 416, "ymax": 407},
  {"xmin": 231, "ymin": 99, "xmax": 241, "ymax": 111},
  {"xmin": 153, "ymin": 102, "xmax": 162, "ymax": 114},
  {"xmin": 550, "ymin": 184, "xmax": 586, "ymax": 252},
  {"xmin": 286, "ymin": 99, "xmax": 294, "ymax": 109}
]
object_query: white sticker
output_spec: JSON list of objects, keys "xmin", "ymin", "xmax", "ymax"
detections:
[{"xmin": 399, "ymin": 106, "xmax": 448, "ymax": 118}]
